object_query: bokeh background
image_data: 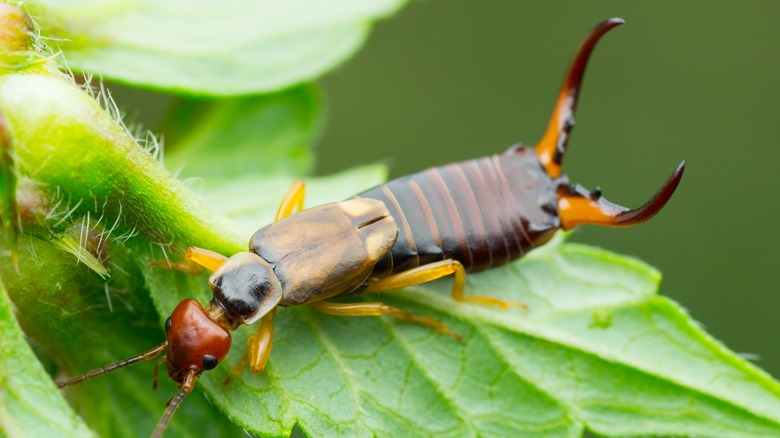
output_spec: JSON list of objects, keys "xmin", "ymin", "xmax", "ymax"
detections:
[{"xmin": 118, "ymin": 0, "xmax": 780, "ymax": 379}]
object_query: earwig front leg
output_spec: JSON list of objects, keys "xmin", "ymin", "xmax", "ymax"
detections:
[
  {"xmin": 224, "ymin": 308, "xmax": 276, "ymax": 385},
  {"xmin": 309, "ymin": 301, "xmax": 461, "ymax": 341},
  {"xmin": 149, "ymin": 247, "xmax": 228, "ymax": 274},
  {"xmin": 185, "ymin": 247, "xmax": 228, "ymax": 271},
  {"xmin": 276, "ymin": 179, "xmax": 306, "ymax": 220},
  {"xmin": 367, "ymin": 259, "xmax": 527, "ymax": 311}
]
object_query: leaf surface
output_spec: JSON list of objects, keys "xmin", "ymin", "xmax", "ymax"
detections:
[
  {"xmin": 161, "ymin": 85, "xmax": 322, "ymax": 180},
  {"xmin": 0, "ymin": 280, "xmax": 95, "ymax": 438},
  {"xmin": 25, "ymin": 0, "xmax": 408, "ymax": 95}
]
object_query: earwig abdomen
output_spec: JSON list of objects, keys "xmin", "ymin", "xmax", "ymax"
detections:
[{"xmin": 358, "ymin": 145, "xmax": 559, "ymax": 275}]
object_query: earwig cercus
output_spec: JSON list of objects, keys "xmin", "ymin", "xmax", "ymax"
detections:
[{"xmin": 57, "ymin": 18, "xmax": 684, "ymax": 437}]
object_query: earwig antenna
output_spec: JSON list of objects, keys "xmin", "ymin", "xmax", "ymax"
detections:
[
  {"xmin": 56, "ymin": 342, "xmax": 167, "ymax": 388},
  {"xmin": 558, "ymin": 161, "xmax": 685, "ymax": 230},
  {"xmin": 152, "ymin": 367, "xmax": 198, "ymax": 438},
  {"xmin": 535, "ymin": 18, "xmax": 625, "ymax": 178}
]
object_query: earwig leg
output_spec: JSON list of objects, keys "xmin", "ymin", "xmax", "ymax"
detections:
[
  {"xmin": 148, "ymin": 247, "xmax": 228, "ymax": 274},
  {"xmin": 147, "ymin": 260, "xmax": 203, "ymax": 275},
  {"xmin": 309, "ymin": 301, "xmax": 462, "ymax": 341},
  {"xmin": 224, "ymin": 308, "xmax": 276, "ymax": 385},
  {"xmin": 366, "ymin": 259, "xmax": 527, "ymax": 311},
  {"xmin": 276, "ymin": 179, "xmax": 306, "ymax": 220},
  {"xmin": 185, "ymin": 247, "xmax": 228, "ymax": 272}
]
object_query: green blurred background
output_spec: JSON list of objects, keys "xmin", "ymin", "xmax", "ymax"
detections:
[{"xmin": 118, "ymin": 0, "xmax": 780, "ymax": 379}]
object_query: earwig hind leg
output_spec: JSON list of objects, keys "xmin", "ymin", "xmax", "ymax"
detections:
[
  {"xmin": 276, "ymin": 179, "xmax": 306, "ymax": 220},
  {"xmin": 309, "ymin": 301, "xmax": 462, "ymax": 341},
  {"xmin": 224, "ymin": 308, "xmax": 276, "ymax": 385},
  {"xmin": 148, "ymin": 247, "xmax": 228, "ymax": 274},
  {"xmin": 367, "ymin": 259, "xmax": 527, "ymax": 311}
]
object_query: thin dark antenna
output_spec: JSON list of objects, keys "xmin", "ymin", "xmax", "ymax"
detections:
[
  {"xmin": 152, "ymin": 367, "xmax": 198, "ymax": 438},
  {"xmin": 57, "ymin": 342, "xmax": 167, "ymax": 388}
]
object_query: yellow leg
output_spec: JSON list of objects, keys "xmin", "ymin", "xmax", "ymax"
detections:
[
  {"xmin": 309, "ymin": 301, "xmax": 462, "ymax": 341},
  {"xmin": 224, "ymin": 308, "xmax": 276, "ymax": 384},
  {"xmin": 185, "ymin": 246, "xmax": 228, "ymax": 271},
  {"xmin": 367, "ymin": 259, "xmax": 527, "ymax": 311},
  {"xmin": 149, "ymin": 246, "xmax": 228, "ymax": 274},
  {"xmin": 276, "ymin": 179, "xmax": 306, "ymax": 220}
]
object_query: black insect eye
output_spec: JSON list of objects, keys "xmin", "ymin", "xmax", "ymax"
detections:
[
  {"xmin": 202, "ymin": 355, "xmax": 218, "ymax": 370},
  {"xmin": 165, "ymin": 317, "xmax": 172, "ymax": 332}
]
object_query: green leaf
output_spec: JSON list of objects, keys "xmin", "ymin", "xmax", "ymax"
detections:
[
  {"xmin": 142, "ymin": 228, "xmax": 780, "ymax": 437},
  {"xmin": 198, "ymin": 165, "xmax": 387, "ymax": 237},
  {"xmin": 24, "ymin": 0, "xmax": 408, "ymax": 95},
  {"xmin": 162, "ymin": 84, "xmax": 322, "ymax": 180},
  {"xmin": 0, "ymin": 278, "xmax": 95, "ymax": 438}
]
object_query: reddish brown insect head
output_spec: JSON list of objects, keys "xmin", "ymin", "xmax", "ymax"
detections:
[{"xmin": 165, "ymin": 299, "xmax": 232, "ymax": 383}]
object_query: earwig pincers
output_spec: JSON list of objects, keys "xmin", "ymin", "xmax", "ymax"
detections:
[{"xmin": 57, "ymin": 18, "xmax": 684, "ymax": 437}]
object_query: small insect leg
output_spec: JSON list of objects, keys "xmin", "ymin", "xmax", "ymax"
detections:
[
  {"xmin": 148, "ymin": 247, "xmax": 228, "ymax": 274},
  {"xmin": 152, "ymin": 354, "xmax": 166, "ymax": 390},
  {"xmin": 367, "ymin": 259, "xmax": 527, "ymax": 311},
  {"xmin": 276, "ymin": 179, "xmax": 306, "ymax": 220},
  {"xmin": 185, "ymin": 247, "xmax": 228, "ymax": 272},
  {"xmin": 309, "ymin": 301, "xmax": 462, "ymax": 341},
  {"xmin": 224, "ymin": 308, "xmax": 276, "ymax": 384}
]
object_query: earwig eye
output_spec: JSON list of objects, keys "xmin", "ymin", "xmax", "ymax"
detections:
[
  {"xmin": 165, "ymin": 317, "xmax": 172, "ymax": 332},
  {"xmin": 202, "ymin": 355, "xmax": 218, "ymax": 370}
]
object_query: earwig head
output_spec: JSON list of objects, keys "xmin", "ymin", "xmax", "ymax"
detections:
[
  {"xmin": 165, "ymin": 299, "xmax": 232, "ymax": 383},
  {"xmin": 56, "ymin": 298, "xmax": 233, "ymax": 437},
  {"xmin": 209, "ymin": 251, "xmax": 283, "ymax": 325},
  {"xmin": 535, "ymin": 18, "xmax": 684, "ymax": 230}
]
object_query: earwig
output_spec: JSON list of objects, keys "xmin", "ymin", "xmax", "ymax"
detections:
[{"xmin": 57, "ymin": 18, "xmax": 684, "ymax": 437}]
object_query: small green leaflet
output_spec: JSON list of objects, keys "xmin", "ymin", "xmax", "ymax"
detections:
[{"xmin": 0, "ymin": 281, "xmax": 95, "ymax": 438}]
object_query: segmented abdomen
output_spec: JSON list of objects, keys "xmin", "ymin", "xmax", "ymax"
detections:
[{"xmin": 357, "ymin": 145, "xmax": 559, "ymax": 276}]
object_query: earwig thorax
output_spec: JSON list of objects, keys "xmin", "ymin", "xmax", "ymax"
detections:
[{"xmin": 208, "ymin": 251, "xmax": 283, "ymax": 325}]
